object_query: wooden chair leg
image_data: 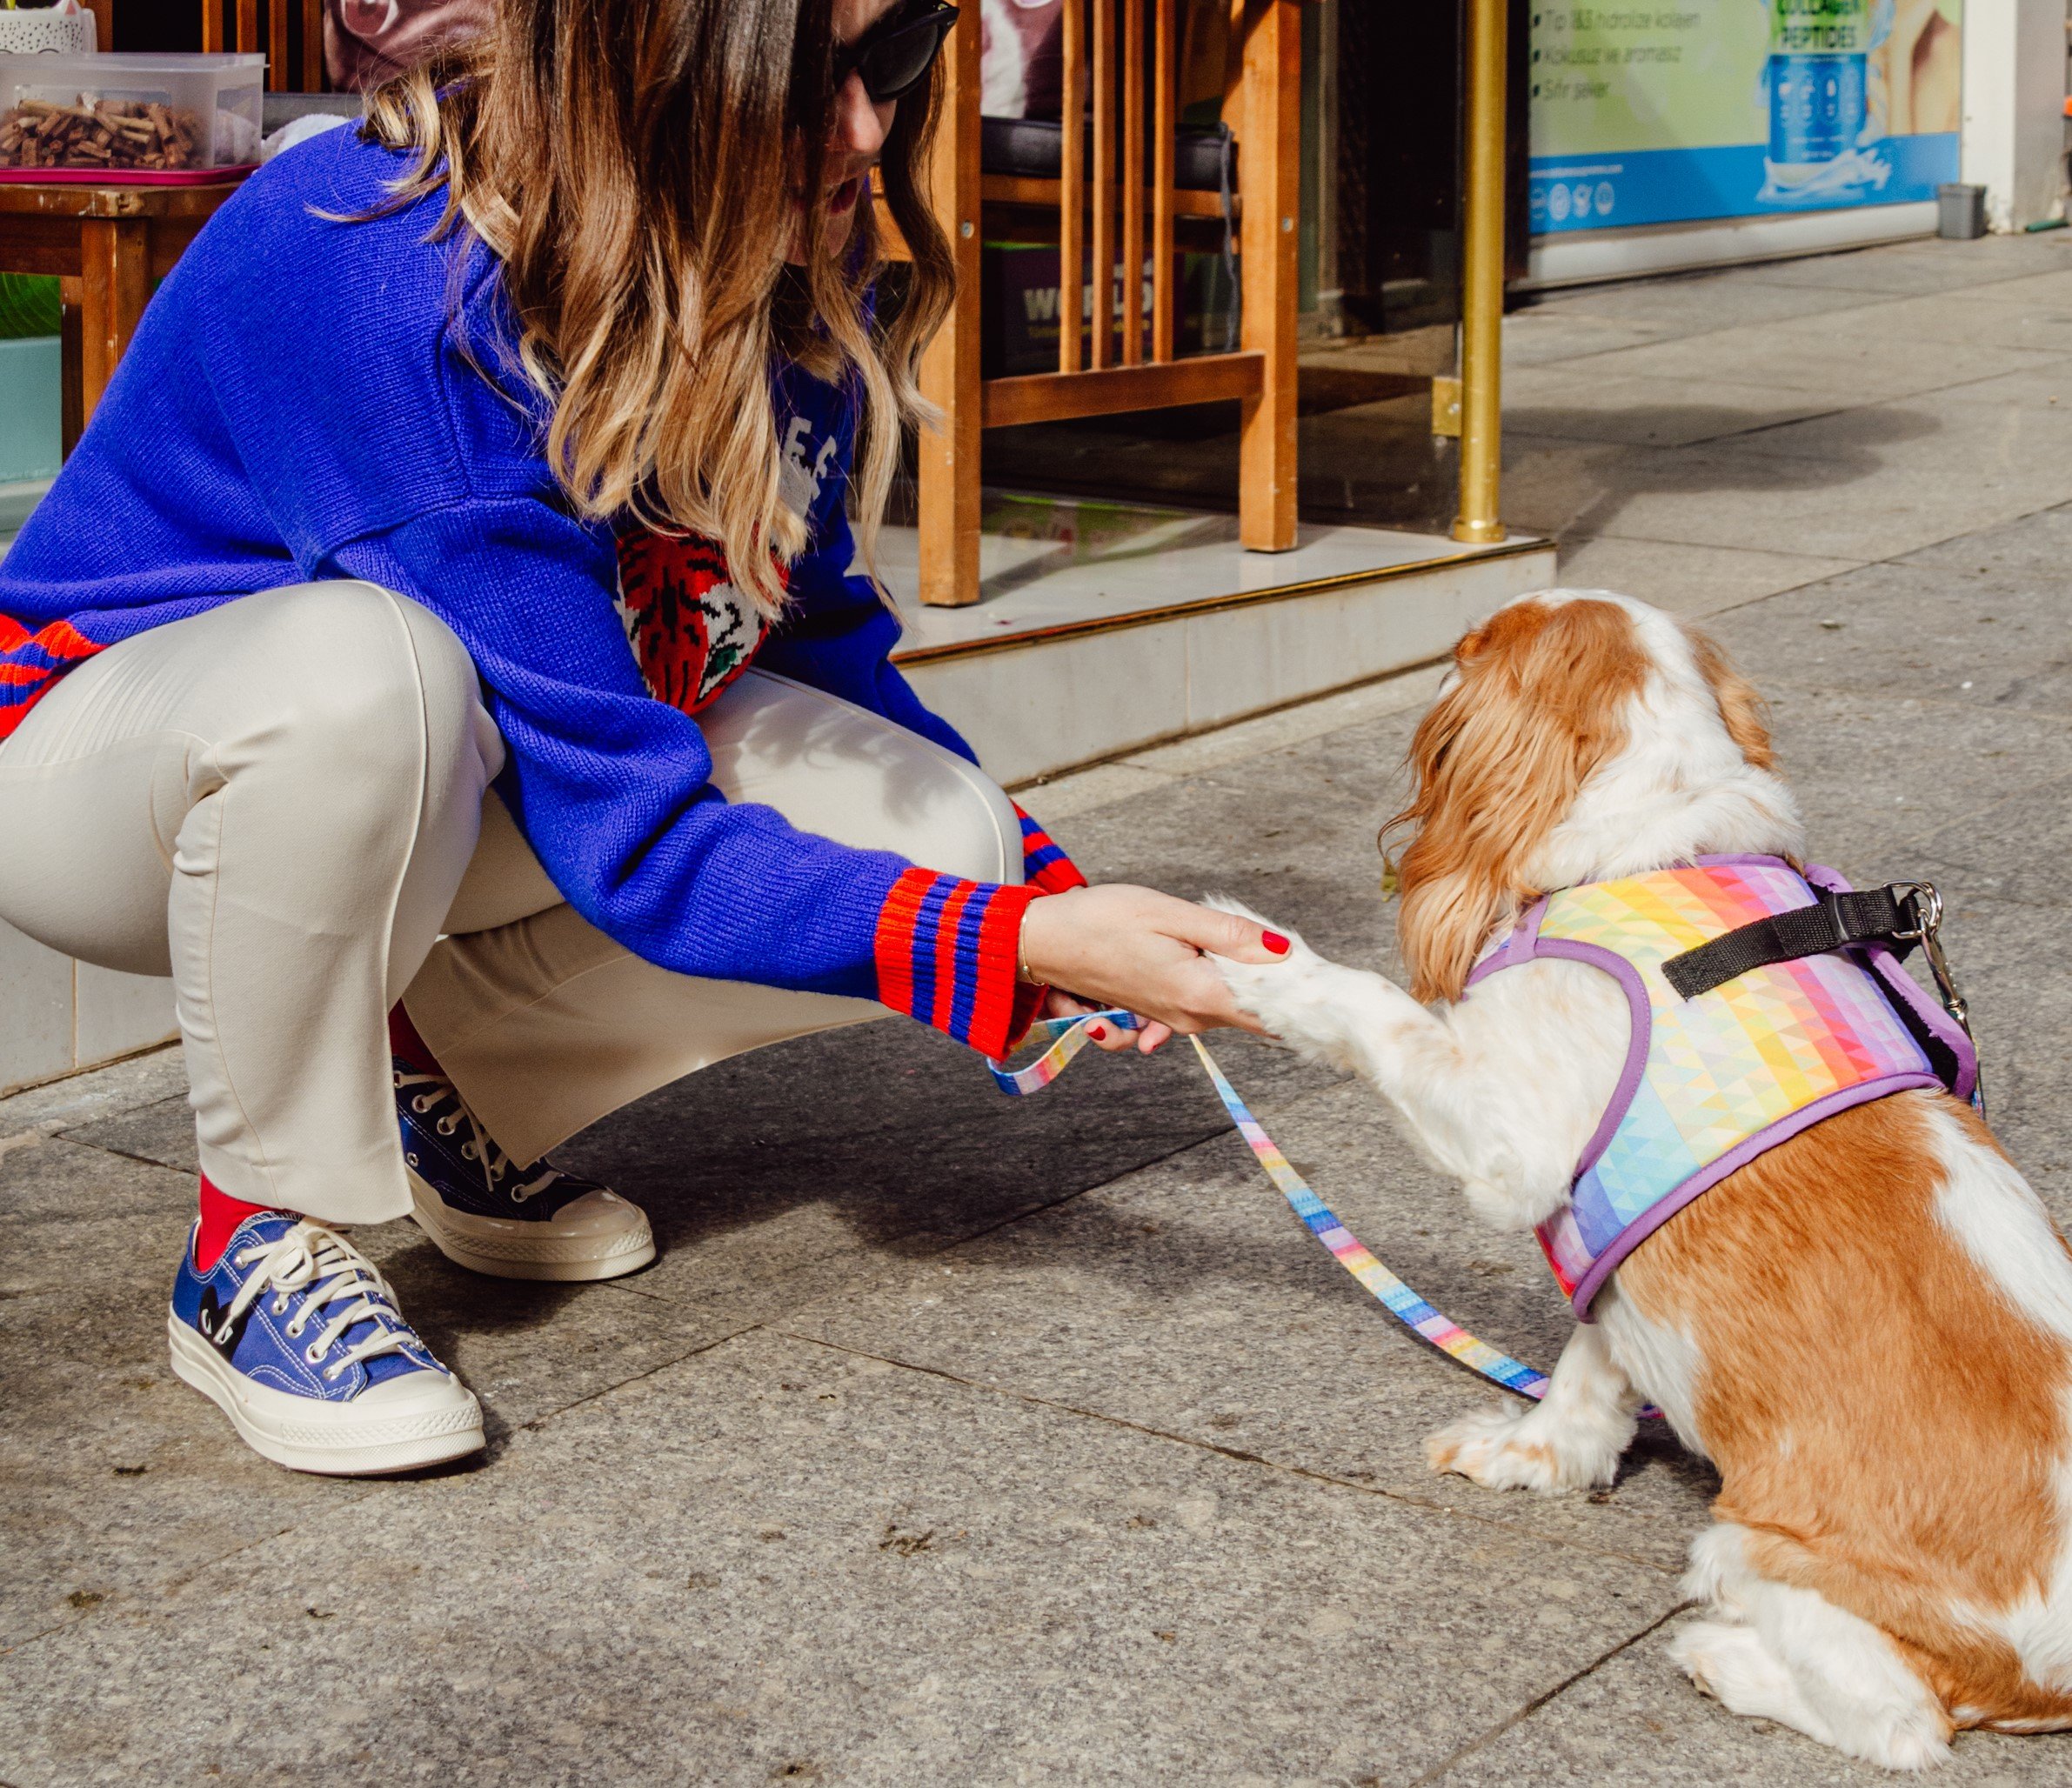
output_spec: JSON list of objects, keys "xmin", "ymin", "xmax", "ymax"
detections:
[
  {"xmin": 58, "ymin": 277, "xmax": 84, "ymax": 460},
  {"xmin": 917, "ymin": 0, "xmax": 984, "ymax": 608},
  {"xmin": 73, "ymin": 219, "xmax": 150, "ymax": 444},
  {"xmin": 1238, "ymin": 0, "xmax": 1300, "ymax": 553}
]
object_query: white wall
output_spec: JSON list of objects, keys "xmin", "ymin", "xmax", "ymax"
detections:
[
  {"xmin": 1961, "ymin": 0, "xmax": 2067, "ymax": 230},
  {"xmin": 0, "ymin": 920, "xmax": 176, "ymax": 1097}
]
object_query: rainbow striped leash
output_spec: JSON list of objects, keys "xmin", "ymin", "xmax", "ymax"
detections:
[{"xmin": 987, "ymin": 1011, "xmax": 1551, "ymax": 1404}]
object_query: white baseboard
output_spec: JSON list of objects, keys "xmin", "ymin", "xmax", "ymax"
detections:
[{"xmin": 1525, "ymin": 202, "xmax": 1942, "ymax": 290}]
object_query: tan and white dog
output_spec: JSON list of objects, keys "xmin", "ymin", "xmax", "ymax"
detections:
[{"xmin": 1213, "ymin": 590, "xmax": 2072, "ymax": 1770}]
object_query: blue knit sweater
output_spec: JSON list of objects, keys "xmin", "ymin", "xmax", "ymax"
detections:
[{"xmin": 0, "ymin": 128, "xmax": 1079, "ymax": 1056}]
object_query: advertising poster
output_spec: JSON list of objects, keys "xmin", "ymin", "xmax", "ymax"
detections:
[{"xmin": 1529, "ymin": 0, "xmax": 1963, "ymax": 234}]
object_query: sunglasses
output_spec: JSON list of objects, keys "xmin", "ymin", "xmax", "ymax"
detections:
[{"xmin": 831, "ymin": 0, "xmax": 960, "ymax": 104}]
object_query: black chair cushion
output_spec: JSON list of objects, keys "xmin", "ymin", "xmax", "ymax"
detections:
[{"xmin": 980, "ymin": 117, "xmax": 1230, "ymax": 195}]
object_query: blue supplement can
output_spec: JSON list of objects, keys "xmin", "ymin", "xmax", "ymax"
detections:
[{"xmin": 1768, "ymin": 0, "xmax": 1868, "ymax": 167}]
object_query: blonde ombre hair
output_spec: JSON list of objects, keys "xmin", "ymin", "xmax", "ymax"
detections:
[{"xmin": 361, "ymin": 0, "xmax": 955, "ymax": 617}]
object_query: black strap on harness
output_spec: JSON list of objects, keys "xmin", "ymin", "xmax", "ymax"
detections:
[{"xmin": 1661, "ymin": 884, "xmax": 1930, "ymax": 1001}]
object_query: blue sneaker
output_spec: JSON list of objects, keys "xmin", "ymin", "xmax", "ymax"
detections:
[
  {"xmin": 396, "ymin": 1060, "xmax": 655, "ymax": 1282},
  {"xmin": 169, "ymin": 1213, "xmax": 485, "ymax": 1476}
]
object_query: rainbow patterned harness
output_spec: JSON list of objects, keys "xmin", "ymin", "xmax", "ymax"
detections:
[{"xmin": 1467, "ymin": 856, "xmax": 1980, "ymax": 1318}]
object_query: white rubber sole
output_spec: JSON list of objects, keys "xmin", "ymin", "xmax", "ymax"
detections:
[
  {"xmin": 167, "ymin": 1314, "xmax": 485, "ymax": 1477},
  {"xmin": 407, "ymin": 1172, "xmax": 657, "ymax": 1283}
]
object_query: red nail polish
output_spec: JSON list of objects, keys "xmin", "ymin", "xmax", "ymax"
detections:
[
  {"xmin": 1088, "ymin": 1024, "xmax": 1106, "ymax": 1039},
  {"xmin": 1263, "ymin": 931, "xmax": 1290, "ymax": 955}
]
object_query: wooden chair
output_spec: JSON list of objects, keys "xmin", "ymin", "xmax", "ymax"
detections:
[
  {"xmin": 198, "ymin": 0, "xmax": 326, "ymax": 94},
  {"xmin": 912, "ymin": 0, "xmax": 1303, "ymax": 607},
  {"xmin": 8, "ymin": 3, "xmax": 329, "ymax": 454}
]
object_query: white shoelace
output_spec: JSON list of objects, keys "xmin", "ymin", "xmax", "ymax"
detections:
[
  {"xmin": 224, "ymin": 1221, "xmax": 425, "ymax": 1383},
  {"xmin": 395, "ymin": 1069, "xmax": 561, "ymax": 1204}
]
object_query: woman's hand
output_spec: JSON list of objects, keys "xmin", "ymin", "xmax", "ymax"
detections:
[{"xmin": 1019, "ymin": 884, "xmax": 1290, "ymax": 1055}]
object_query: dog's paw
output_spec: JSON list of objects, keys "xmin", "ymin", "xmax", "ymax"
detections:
[
  {"xmin": 1200, "ymin": 897, "xmax": 1347, "ymax": 1053},
  {"xmin": 1672, "ymin": 1618, "xmax": 1951, "ymax": 1771},
  {"xmin": 1425, "ymin": 1402, "xmax": 1616, "ymax": 1494}
]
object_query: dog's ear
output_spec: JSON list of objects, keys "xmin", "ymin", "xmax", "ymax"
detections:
[
  {"xmin": 1687, "ymin": 627, "xmax": 1775, "ymax": 771},
  {"xmin": 1388, "ymin": 597, "xmax": 1647, "ymax": 1002}
]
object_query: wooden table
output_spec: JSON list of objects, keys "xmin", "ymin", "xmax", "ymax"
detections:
[{"xmin": 0, "ymin": 177, "xmax": 246, "ymax": 455}]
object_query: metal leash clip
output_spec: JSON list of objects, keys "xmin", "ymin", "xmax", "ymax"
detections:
[
  {"xmin": 1891, "ymin": 880, "xmax": 1984, "ymax": 1116},
  {"xmin": 1890, "ymin": 882, "xmax": 1970, "ymax": 1038}
]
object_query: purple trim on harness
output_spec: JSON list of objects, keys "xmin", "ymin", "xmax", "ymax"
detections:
[
  {"xmin": 1800, "ymin": 862, "xmax": 1978, "ymax": 1105},
  {"xmin": 1466, "ymin": 896, "xmax": 1551, "ymax": 990},
  {"xmin": 1466, "ymin": 913, "xmax": 1654, "ymax": 1184},
  {"xmin": 1532, "ymin": 939, "xmax": 1654, "ymax": 1181},
  {"xmin": 1566, "ymin": 1071, "xmax": 1942, "ymax": 1318}
]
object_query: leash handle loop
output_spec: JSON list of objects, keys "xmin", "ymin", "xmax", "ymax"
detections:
[{"xmin": 987, "ymin": 1009, "xmax": 1140, "ymax": 1096}]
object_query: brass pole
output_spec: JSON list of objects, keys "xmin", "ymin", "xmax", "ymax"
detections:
[{"xmin": 1452, "ymin": 0, "xmax": 1507, "ymax": 544}]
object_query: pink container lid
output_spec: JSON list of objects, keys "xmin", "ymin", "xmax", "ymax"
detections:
[{"xmin": 0, "ymin": 163, "xmax": 256, "ymax": 186}]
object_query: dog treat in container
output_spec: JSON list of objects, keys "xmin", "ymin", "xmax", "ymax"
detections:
[{"xmin": 0, "ymin": 52, "xmax": 264, "ymax": 183}]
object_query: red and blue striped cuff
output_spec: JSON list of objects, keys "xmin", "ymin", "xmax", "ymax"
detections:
[
  {"xmin": 874, "ymin": 869, "xmax": 1047, "ymax": 1058},
  {"xmin": 0, "ymin": 616, "xmax": 104, "ymax": 742},
  {"xmin": 1013, "ymin": 804, "xmax": 1087, "ymax": 895}
]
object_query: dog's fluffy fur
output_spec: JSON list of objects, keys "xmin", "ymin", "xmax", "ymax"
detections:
[{"xmin": 1213, "ymin": 590, "xmax": 2072, "ymax": 1770}]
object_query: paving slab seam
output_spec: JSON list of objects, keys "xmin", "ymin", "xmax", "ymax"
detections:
[
  {"xmin": 0, "ymin": 1039, "xmax": 177, "ymax": 1112},
  {"xmin": 35, "ymin": 1132, "xmax": 194, "ymax": 1179},
  {"xmin": 774, "ymin": 1326, "xmax": 1688, "ymax": 1578},
  {"xmin": 1560, "ymin": 494, "xmax": 2064, "ymax": 581},
  {"xmin": 1398, "ymin": 1598, "xmax": 1697, "ymax": 1788},
  {"xmin": 1517, "ymin": 270, "xmax": 2071, "ymax": 372},
  {"xmin": 1755, "ymin": 673, "xmax": 2072, "ymax": 732},
  {"xmin": 1515, "ymin": 399, "xmax": 1857, "ymax": 453}
]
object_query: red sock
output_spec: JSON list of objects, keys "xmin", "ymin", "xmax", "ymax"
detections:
[
  {"xmin": 194, "ymin": 1174, "xmax": 275, "ymax": 1272},
  {"xmin": 388, "ymin": 1003, "xmax": 440, "ymax": 1076}
]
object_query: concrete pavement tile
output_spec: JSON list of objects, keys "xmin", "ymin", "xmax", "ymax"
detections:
[
  {"xmin": 1501, "ymin": 423, "xmax": 2072, "ymax": 562},
  {"xmin": 1425, "ymin": 1612, "xmax": 2058, "ymax": 1786},
  {"xmin": 1720, "ymin": 236, "xmax": 2072, "ymax": 294},
  {"xmin": 0, "ymin": 1327, "xmax": 1681, "ymax": 1786},
  {"xmin": 1013, "ymin": 758, "xmax": 1174, "ymax": 818},
  {"xmin": 1948, "ymin": 264, "xmax": 2072, "ymax": 308},
  {"xmin": 0, "ymin": 1042, "xmax": 182, "ymax": 1140},
  {"xmin": 1710, "ymin": 384, "xmax": 2072, "ymax": 474},
  {"xmin": 57, "ymin": 1091, "xmax": 197, "ymax": 1174},
  {"xmin": 0, "ymin": 1137, "xmax": 739, "ymax": 1647},
  {"xmin": 1530, "ymin": 318, "xmax": 2060, "ymax": 404},
  {"xmin": 1707, "ymin": 561, "xmax": 2072, "ymax": 717},
  {"xmin": 552, "ymin": 1017, "xmax": 1339, "ymax": 1317},
  {"xmin": 0, "ymin": 1281, "xmax": 377, "ymax": 1652},
  {"xmin": 1811, "ymin": 289, "xmax": 2072, "ymax": 357},
  {"xmin": 1897, "ymin": 495, "xmax": 2072, "ymax": 589},
  {"xmin": 784, "ymin": 1079, "xmax": 1717, "ymax": 1578},
  {"xmin": 0, "ymin": 1136, "xmax": 192, "ymax": 1295},
  {"xmin": 1503, "ymin": 375, "xmax": 1848, "ymax": 449},
  {"xmin": 1900, "ymin": 771, "xmax": 2072, "ymax": 915},
  {"xmin": 1501, "ymin": 310, "xmax": 1674, "ymax": 368},
  {"xmin": 1525, "ymin": 273, "xmax": 1879, "ymax": 336},
  {"xmin": 1741, "ymin": 684, "xmax": 2072, "ymax": 874},
  {"xmin": 1553, "ymin": 536, "xmax": 1860, "ymax": 616},
  {"xmin": 1923, "ymin": 358, "xmax": 2072, "ymax": 410}
]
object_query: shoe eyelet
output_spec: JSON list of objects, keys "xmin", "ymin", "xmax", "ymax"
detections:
[
  {"xmin": 304, "ymin": 1343, "xmax": 324, "ymax": 1364},
  {"xmin": 412, "ymin": 1095, "xmax": 436, "ymax": 1114},
  {"xmin": 324, "ymin": 1365, "xmax": 343, "ymax": 1382},
  {"xmin": 460, "ymin": 1143, "xmax": 477, "ymax": 1161},
  {"xmin": 272, "ymin": 1297, "xmax": 288, "ymax": 1315},
  {"xmin": 437, "ymin": 1118, "xmax": 458, "ymax": 1136}
]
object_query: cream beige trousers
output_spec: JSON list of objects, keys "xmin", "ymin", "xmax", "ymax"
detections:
[{"xmin": 0, "ymin": 582, "xmax": 1020, "ymax": 1224}]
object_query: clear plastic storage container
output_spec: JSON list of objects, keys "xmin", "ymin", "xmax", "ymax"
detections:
[{"xmin": 0, "ymin": 53, "xmax": 264, "ymax": 182}]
